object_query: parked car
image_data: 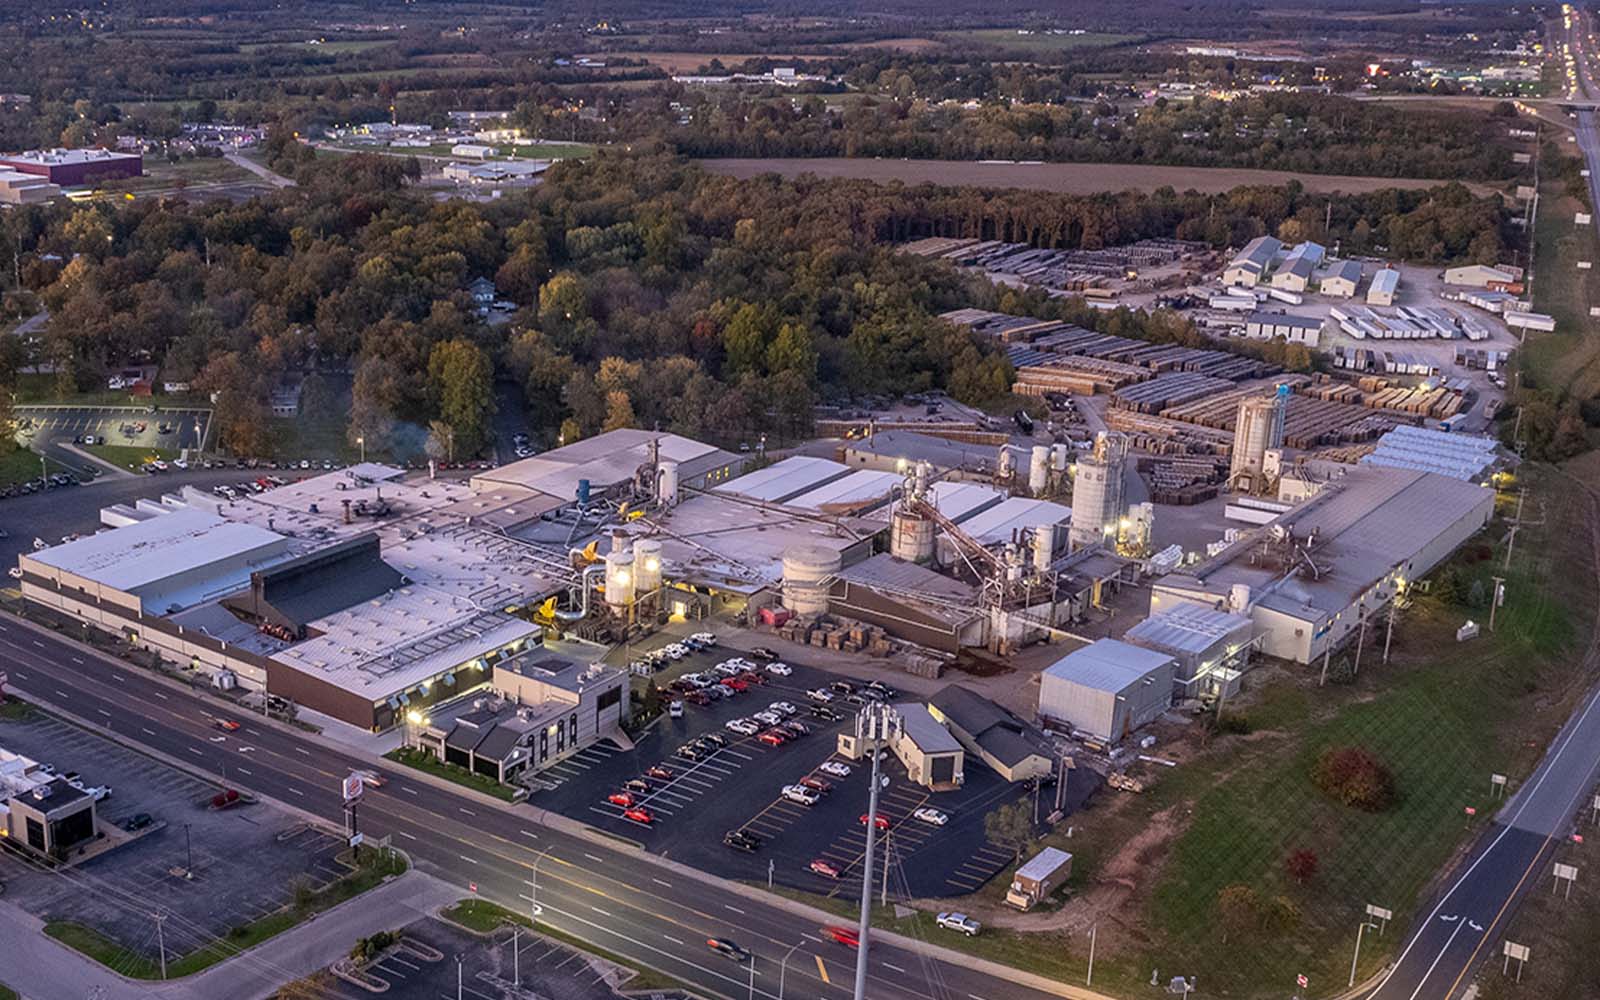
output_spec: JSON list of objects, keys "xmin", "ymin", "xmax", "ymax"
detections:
[
  {"xmin": 781, "ymin": 785, "xmax": 820, "ymax": 806},
  {"xmin": 765, "ymin": 661, "xmax": 792, "ymax": 677},
  {"xmin": 779, "ymin": 721, "xmax": 809, "ymax": 737},
  {"xmin": 913, "ymin": 807, "xmax": 949, "ymax": 826},
  {"xmin": 757, "ymin": 729, "xmax": 787, "ymax": 747},
  {"xmin": 668, "ymin": 700, "xmax": 684, "ymax": 718},
  {"xmin": 808, "ymin": 859, "xmax": 841, "ymax": 879},
  {"xmin": 120, "ymin": 812, "xmax": 153, "ymax": 832},
  {"xmin": 752, "ymin": 711, "xmax": 782, "ymax": 727},
  {"xmin": 936, "ymin": 912, "xmax": 982, "ymax": 936},
  {"xmin": 726, "ymin": 718, "xmax": 759, "ymax": 736},
  {"xmin": 645, "ymin": 765, "xmax": 674, "ymax": 780},
  {"xmin": 623, "ymin": 806, "xmax": 654, "ymax": 825},
  {"xmin": 811, "ymin": 705, "xmax": 841, "ymax": 722},
  {"xmin": 829, "ymin": 680, "xmax": 856, "ymax": 695},
  {"xmin": 690, "ymin": 632, "xmax": 717, "ymax": 646},
  {"xmin": 624, "ymin": 778, "xmax": 652, "ymax": 794},
  {"xmin": 723, "ymin": 830, "xmax": 762, "ymax": 853},
  {"xmin": 607, "ymin": 791, "xmax": 637, "ymax": 808},
  {"xmin": 798, "ymin": 776, "xmax": 831, "ymax": 795},
  {"xmin": 807, "ymin": 687, "xmax": 835, "ymax": 703},
  {"xmin": 819, "ymin": 761, "xmax": 852, "ymax": 778},
  {"xmin": 860, "ymin": 813, "xmax": 890, "ymax": 831},
  {"xmin": 748, "ymin": 647, "xmax": 777, "ymax": 661},
  {"xmin": 700, "ymin": 733, "xmax": 727, "ymax": 749},
  {"xmin": 768, "ymin": 701, "xmax": 797, "ymax": 717}
]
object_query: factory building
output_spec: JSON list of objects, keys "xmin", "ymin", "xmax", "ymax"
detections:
[
  {"xmin": 1039, "ymin": 639, "xmax": 1176, "ymax": 742},
  {"xmin": 1228, "ymin": 387, "xmax": 1288, "ymax": 495},
  {"xmin": 1271, "ymin": 242, "xmax": 1325, "ymax": 293},
  {"xmin": 0, "ymin": 169, "xmax": 59, "ymax": 204},
  {"xmin": 887, "ymin": 703, "xmax": 966, "ymax": 790},
  {"xmin": 928, "ymin": 685, "xmax": 1055, "ymax": 782},
  {"xmin": 1222, "ymin": 235, "xmax": 1282, "ymax": 287},
  {"xmin": 1360, "ymin": 425, "xmax": 1501, "ymax": 481},
  {"xmin": 841, "ymin": 430, "xmax": 1002, "ymax": 481},
  {"xmin": 1319, "ymin": 259, "xmax": 1363, "ymax": 298},
  {"xmin": 1244, "ymin": 311, "xmax": 1323, "ymax": 347},
  {"xmin": 716, "ymin": 456, "xmax": 852, "ymax": 504},
  {"xmin": 1366, "ymin": 268, "xmax": 1400, "ymax": 306},
  {"xmin": 1151, "ymin": 466, "xmax": 1494, "ymax": 664},
  {"xmin": 0, "ymin": 148, "xmax": 142, "ymax": 185},
  {"xmin": 1067, "ymin": 432, "xmax": 1128, "ymax": 551},
  {"xmin": 1443, "ymin": 264, "xmax": 1520, "ymax": 290}
]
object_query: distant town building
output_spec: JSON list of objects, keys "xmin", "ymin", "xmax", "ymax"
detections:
[
  {"xmin": 1270, "ymin": 241, "xmax": 1326, "ymax": 293},
  {"xmin": 0, "ymin": 169, "xmax": 59, "ymax": 205},
  {"xmin": 0, "ymin": 148, "xmax": 142, "ymax": 186},
  {"xmin": 1222, "ymin": 235, "xmax": 1282, "ymax": 287},
  {"xmin": 1443, "ymin": 264, "xmax": 1520, "ymax": 290}
]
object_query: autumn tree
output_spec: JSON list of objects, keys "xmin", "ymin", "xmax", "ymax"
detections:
[
  {"xmin": 426, "ymin": 339, "xmax": 496, "ymax": 457},
  {"xmin": 197, "ymin": 351, "xmax": 271, "ymax": 457},
  {"xmin": 983, "ymin": 801, "xmax": 1035, "ymax": 861},
  {"xmin": 1285, "ymin": 849, "xmax": 1319, "ymax": 885}
]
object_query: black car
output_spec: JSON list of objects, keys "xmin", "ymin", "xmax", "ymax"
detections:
[
  {"xmin": 700, "ymin": 733, "xmax": 727, "ymax": 749},
  {"xmin": 120, "ymin": 813, "xmax": 153, "ymax": 831},
  {"xmin": 866, "ymin": 680, "xmax": 897, "ymax": 698},
  {"xmin": 747, "ymin": 647, "xmax": 777, "ymax": 661},
  {"xmin": 707, "ymin": 938, "xmax": 752, "ymax": 962},
  {"xmin": 811, "ymin": 705, "xmax": 841, "ymax": 721},
  {"xmin": 677, "ymin": 743, "xmax": 704, "ymax": 761},
  {"xmin": 723, "ymin": 830, "xmax": 762, "ymax": 853},
  {"xmin": 829, "ymin": 680, "xmax": 856, "ymax": 695}
]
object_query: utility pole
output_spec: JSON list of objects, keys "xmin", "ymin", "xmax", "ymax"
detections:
[
  {"xmin": 881, "ymin": 831, "xmax": 890, "ymax": 907},
  {"xmin": 512, "ymin": 927, "xmax": 519, "ymax": 988},
  {"xmin": 1490, "ymin": 576, "xmax": 1507, "ymax": 632},
  {"xmin": 1086, "ymin": 923, "xmax": 1097, "ymax": 987},
  {"xmin": 1383, "ymin": 599, "xmax": 1398, "ymax": 665},
  {"xmin": 1353, "ymin": 607, "xmax": 1369, "ymax": 677},
  {"xmin": 852, "ymin": 703, "xmax": 895, "ymax": 1000},
  {"xmin": 154, "ymin": 912, "xmax": 168, "ymax": 980},
  {"xmin": 456, "ymin": 955, "xmax": 463, "ymax": 1000}
]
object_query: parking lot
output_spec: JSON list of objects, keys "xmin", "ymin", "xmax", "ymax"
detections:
[
  {"xmin": 529, "ymin": 641, "xmax": 1085, "ymax": 900},
  {"xmin": 326, "ymin": 915, "xmax": 693, "ymax": 1000},
  {"xmin": 0, "ymin": 706, "xmax": 350, "ymax": 963},
  {"xmin": 15, "ymin": 404, "xmax": 211, "ymax": 470}
]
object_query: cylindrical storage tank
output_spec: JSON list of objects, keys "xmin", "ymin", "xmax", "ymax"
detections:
[
  {"xmin": 1033, "ymin": 523, "xmax": 1055, "ymax": 573},
  {"xmin": 633, "ymin": 539, "xmax": 663, "ymax": 602},
  {"xmin": 1051, "ymin": 443, "xmax": 1070, "ymax": 472},
  {"xmin": 890, "ymin": 508, "xmax": 936, "ymax": 564},
  {"xmin": 913, "ymin": 461, "xmax": 932, "ymax": 500},
  {"xmin": 782, "ymin": 544, "xmax": 842, "ymax": 616},
  {"xmin": 1229, "ymin": 583, "xmax": 1252, "ymax": 614},
  {"xmin": 1028, "ymin": 445, "xmax": 1051, "ymax": 495},
  {"xmin": 658, "ymin": 461, "xmax": 680, "ymax": 506},
  {"xmin": 604, "ymin": 546, "xmax": 636, "ymax": 611},
  {"xmin": 997, "ymin": 446, "xmax": 1014, "ymax": 478}
]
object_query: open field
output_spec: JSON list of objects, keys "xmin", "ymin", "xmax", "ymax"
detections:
[
  {"xmin": 696, "ymin": 157, "xmax": 1497, "ymax": 196},
  {"xmin": 937, "ymin": 29, "xmax": 1140, "ymax": 53},
  {"xmin": 1525, "ymin": 169, "xmax": 1600, "ymax": 399},
  {"xmin": 239, "ymin": 39, "xmax": 396, "ymax": 54},
  {"xmin": 577, "ymin": 51, "xmax": 826, "ymax": 73}
]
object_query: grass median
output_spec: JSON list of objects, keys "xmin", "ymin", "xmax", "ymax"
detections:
[
  {"xmin": 45, "ymin": 849, "xmax": 406, "ymax": 979},
  {"xmin": 439, "ymin": 898, "xmax": 689, "ymax": 993}
]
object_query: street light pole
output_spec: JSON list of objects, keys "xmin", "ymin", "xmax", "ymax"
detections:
[
  {"xmin": 526, "ymin": 848, "xmax": 550, "ymax": 923},
  {"xmin": 357, "ymin": 436, "xmax": 365, "ymax": 463},
  {"xmin": 1087, "ymin": 923, "xmax": 1097, "ymax": 987},
  {"xmin": 853, "ymin": 703, "xmax": 894, "ymax": 1000},
  {"xmin": 513, "ymin": 927, "xmax": 520, "ymax": 988},
  {"xmin": 748, "ymin": 955, "xmax": 756, "ymax": 1000},
  {"xmin": 778, "ymin": 940, "xmax": 805, "ymax": 1000},
  {"xmin": 1349, "ymin": 921, "xmax": 1377, "ymax": 987}
]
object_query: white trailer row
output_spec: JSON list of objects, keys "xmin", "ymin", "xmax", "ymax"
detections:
[{"xmin": 1330, "ymin": 304, "xmax": 1492, "ymax": 341}]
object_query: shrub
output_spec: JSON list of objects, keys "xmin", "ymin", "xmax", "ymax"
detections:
[
  {"xmin": 1285, "ymin": 848, "xmax": 1319, "ymax": 884},
  {"xmin": 1216, "ymin": 884, "xmax": 1261, "ymax": 943},
  {"xmin": 1216, "ymin": 712, "xmax": 1252, "ymax": 735},
  {"xmin": 1312, "ymin": 746, "xmax": 1396, "ymax": 812}
]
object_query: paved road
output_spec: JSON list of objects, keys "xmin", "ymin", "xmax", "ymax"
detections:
[
  {"xmin": 224, "ymin": 151, "xmax": 295, "ymax": 189},
  {"xmin": 0, "ymin": 617, "xmax": 1075, "ymax": 1000}
]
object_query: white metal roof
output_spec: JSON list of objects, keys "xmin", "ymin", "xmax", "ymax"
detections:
[
  {"xmin": 24, "ymin": 508, "xmax": 288, "ymax": 596},
  {"xmin": 716, "ymin": 456, "xmax": 851, "ymax": 503},
  {"xmin": 1044, "ymin": 638, "xmax": 1175, "ymax": 693},
  {"xmin": 1361, "ymin": 425, "xmax": 1499, "ymax": 481},
  {"xmin": 1015, "ymin": 846, "xmax": 1073, "ymax": 883},
  {"xmin": 1369, "ymin": 268, "xmax": 1400, "ymax": 293},
  {"xmin": 784, "ymin": 469, "xmax": 902, "ymax": 512},
  {"xmin": 957, "ymin": 497, "xmax": 1072, "ymax": 546},
  {"xmin": 893, "ymin": 702, "xmax": 964, "ymax": 755},
  {"xmin": 1124, "ymin": 605, "xmax": 1252, "ymax": 655},
  {"xmin": 473, "ymin": 429, "xmax": 737, "ymax": 501}
]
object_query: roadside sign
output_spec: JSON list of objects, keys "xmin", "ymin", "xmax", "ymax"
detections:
[
  {"xmin": 1504, "ymin": 941, "xmax": 1529, "ymax": 961},
  {"xmin": 342, "ymin": 773, "xmax": 364, "ymax": 803},
  {"xmin": 1297, "ymin": 973, "xmax": 1309, "ymax": 988},
  {"xmin": 469, "ymin": 882, "xmax": 478, "ymax": 894},
  {"xmin": 349, "ymin": 833, "xmax": 364, "ymax": 848},
  {"xmin": 1366, "ymin": 904, "xmax": 1393, "ymax": 923},
  {"xmin": 1465, "ymin": 806, "xmax": 1478, "ymax": 816}
]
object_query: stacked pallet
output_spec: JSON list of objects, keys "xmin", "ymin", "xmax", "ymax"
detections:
[
  {"xmin": 1104, "ymin": 408, "xmax": 1234, "ymax": 455},
  {"xmin": 1157, "ymin": 375, "xmax": 1314, "ymax": 429},
  {"xmin": 779, "ymin": 614, "xmax": 894, "ymax": 657},
  {"xmin": 1112, "ymin": 373, "xmax": 1236, "ymax": 413},
  {"xmin": 1014, "ymin": 356, "xmax": 1150, "ymax": 396}
]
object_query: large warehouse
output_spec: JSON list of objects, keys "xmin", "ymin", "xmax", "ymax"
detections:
[
  {"xmin": 0, "ymin": 149, "xmax": 142, "ymax": 185},
  {"xmin": 1149, "ymin": 466, "xmax": 1494, "ymax": 664},
  {"xmin": 1038, "ymin": 639, "xmax": 1176, "ymax": 742}
]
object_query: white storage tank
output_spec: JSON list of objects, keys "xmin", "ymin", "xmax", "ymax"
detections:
[
  {"xmin": 1033, "ymin": 523, "xmax": 1055, "ymax": 573},
  {"xmin": 605, "ymin": 543, "xmax": 636, "ymax": 611},
  {"xmin": 890, "ymin": 507, "xmax": 936, "ymax": 564},
  {"xmin": 997, "ymin": 446, "xmax": 1014, "ymax": 479},
  {"xmin": 1050, "ymin": 443, "xmax": 1070, "ymax": 472},
  {"xmin": 1029, "ymin": 445, "xmax": 1051, "ymax": 495},
  {"xmin": 782, "ymin": 544, "xmax": 842, "ymax": 616},
  {"xmin": 1229, "ymin": 389, "xmax": 1288, "ymax": 494},
  {"xmin": 658, "ymin": 460, "xmax": 680, "ymax": 506},
  {"xmin": 633, "ymin": 538, "xmax": 663, "ymax": 602}
]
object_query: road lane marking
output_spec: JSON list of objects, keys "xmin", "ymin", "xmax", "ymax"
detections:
[
  {"xmin": 591, "ymin": 906, "xmax": 611, "ymax": 917},
  {"xmin": 294, "ymin": 747, "xmax": 309, "ymax": 755},
  {"xmin": 237, "ymin": 768, "xmax": 252, "ymax": 776},
  {"xmin": 520, "ymin": 829, "xmax": 539, "ymax": 839},
  {"xmin": 724, "ymin": 904, "xmax": 745, "ymax": 915},
  {"xmin": 97, "ymin": 709, "xmax": 111, "ymax": 718},
  {"xmin": 1406, "ymin": 917, "xmax": 1469, "ymax": 1000},
  {"xmin": 288, "ymin": 787, "xmax": 303, "ymax": 796},
  {"xmin": 652, "ymin": 878, "xmax": 672, "ymax": 888},
  {"xmin": 401, "ymin": 787, "xmax": 417, "ymax": 795},
  {"xmin": 397, "ymin": 830, "xmax": 417, "ymax": 840},
  {"xmin": 816, "ymin": 955, "xmax": 829, "ymax": 983},
  {"xmin": 30, "ymin": 640, "xmax": 42, "ymax": 648},
  {"xmin": 153, "ymin": 692, "xmax": 167, "ymax": 700},
  {"xmin": 142, "ymin": 728, "xmax": 156, "ymax": 737},
  {"xmin": 459, "ymin": 854, "xmax": 479, "ymax": 864},
  {"xmin": 663, "ymin": 934, "xmax": 684, "ymax": 945},
  {"xmin": 584, "ymin": 853, "xmax": 604, "ymax": 863},
  {"xmin": 459, "ymin": 807, "xmax": 475, "ymax": 816},
  {"xmin": 882, "ymin": 962, "xmax": 905, "ymax": 973},
  {"xmin": 54, "ymin": 690, "xmax": 68, "ymax": 699},
  {"xmin": 187, "ymin": 747, "xmax": 203, "ymax": 756},
  {"xmin": 112, "ymin": 674, "xmax": 124, "ymax": 683}
]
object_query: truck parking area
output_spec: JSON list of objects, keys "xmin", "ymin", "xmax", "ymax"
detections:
[{"xmin": 527, "ymin": 642, "xmax": 1093, "ymax": 900}]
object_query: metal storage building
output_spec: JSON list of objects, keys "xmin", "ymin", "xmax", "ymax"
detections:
[
  {"xmin": 956, "ymin": 498, "xmax": 1073, "ymax": 549},
  {"xmin": 1038, "ymin": 639, "xmax": 1176, "ymax": 741},
  {"xmin": 889, "ymin": 702, "xmax": 965, "ymax": 790},
  {"xmin": 1366, "ymin": 268, "xmax": 1400, "ymax": 306},
  {"xmin": 715, "ymin": 456, "xmax": 851, "ymax": 503},
  {"xmin": 1319, "ymin": 259, "xmax": 1363, "ymax": 298},
  {"xmin": 785, "ymin": 469, "xmax": 903, "ymax": 514}
]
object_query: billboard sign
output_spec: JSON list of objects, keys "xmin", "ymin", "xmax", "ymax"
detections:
[{"xmin": 342, "ymin": 773, "xmax": 364, "ymax": 803}]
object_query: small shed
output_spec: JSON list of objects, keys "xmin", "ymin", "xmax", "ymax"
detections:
[
  {"xmin": 1038, "ymin": 639, "xmax": 1175, "ymax": 741},
  {"xmin": 1006, "ymin": 846, "xmax": 1073, "ymax": 910},
  {"xmin": 1366, "ymin": 268, "xmax": 1400, "ymax": 306},
  {"xmin": 1124, "ymin": 605, "xmax": 1253, "ymax": 700},
  {"xmin": 889, "ymin": 702, "xmax": 965, "ymax": 790}
]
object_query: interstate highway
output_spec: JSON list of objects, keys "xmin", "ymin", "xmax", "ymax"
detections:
[{"xmin": 0, "ymin": 615, "xmax": 1064, "ymax": 1000}]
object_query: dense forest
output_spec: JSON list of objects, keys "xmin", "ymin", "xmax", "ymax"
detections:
[{"xmin": 0, "ymin": 138, "xmax": 1521, "ymax": 464}]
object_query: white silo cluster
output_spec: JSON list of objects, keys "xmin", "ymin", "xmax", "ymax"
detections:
[
  {"xmin": 781, "ymin": 544, "xmax": 843, "ymax": 616},
  {"xmin": 1229, "ymin": 386, "xmax": 1288, "ymax": 495}
]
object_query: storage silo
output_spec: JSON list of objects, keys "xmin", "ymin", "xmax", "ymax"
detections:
[
  {"xmin": 633, "ymin": 538, "xmax": 663, "ymax": 604},
  {"xmin": 782, "ymin": 545, "xmax": 842, "ymax": 616},
  {"xmin": 997, "ymin": 446, "xmax": 1015, "ymax": 479},
  {"xmin": 1051, "ymin": 443, "xmax": 1070, "ymax": 472},
  {"xmin": 1229, "ymin": 388, "xmax": 1288, "ymax": 495},
  {"xmin": 890, "ymin": 507, "xmax": 936, "ymax": 564},
  {"xmin": 1033, "ymin": 523, "xmax": 1055, "ymax": 573},
  {"xmin": 658, "ymin": 460, "xmax": 680, "ymax": 506},
  {"xmin": 1068, "ymin": 432, "xmax": 1128, "ymax": 551},
  {"xmin": 604, "ymin": 542, "xmax": 635, "ymax": 612},
  {"xmin": 1028, "ymin": 445, "xmax": 1051, "ymax": 495}
]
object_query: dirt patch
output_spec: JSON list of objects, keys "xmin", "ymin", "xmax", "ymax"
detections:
[{"xmin": 696, "ymin": 157, "xmax": 1497, "ymax": 197}]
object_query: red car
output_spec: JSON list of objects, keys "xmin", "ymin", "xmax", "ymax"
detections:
[
  {"xmin": 809, "ymin": 859, "xmax": 841, "ymax": 879},
  {"xmin": 860, "ymin": 813, "xmax": 890, "ymax": 831},
  {"xmin": 215, "ymin": 719, "xmax": 241, "ymax": 732},
  {"xmin": 645, "ymin": 765, "xmax": 673, "ymax": 780},
  {"xmin": 799, "ymin": 776, "xmax": 832, "ymax": 795},
  {"xmin": 607, "ymin": 791, "xmax": 636, "ymax": 808},
  {"xmin": 821, "ymin": 925, "xmax": 860, "ymax": 949},
  {"xmin": 623, "ymin": 806, "xmax": 654, "ymax": 824},
  {"xmin": 684, "ymin": 691, "xmax": 711, "ymax": 706},
  {"xmin": 738, "ymin": 671, "xmax": 767, "ymax": 685},
  {"xmin": 757, "ymin": 729, "xmax": 787, "ymax": 746},
  {"xmin": 720, "ymin": 678, "xmax": 748, "ymax": 693}
]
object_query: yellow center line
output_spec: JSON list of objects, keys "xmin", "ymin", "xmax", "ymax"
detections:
[
  {"xmin": 816, "ymin": 954, "xmax": 831, "ymax": 983},
  {"xmin": 1442, "ymin": 832, "xmax": 1561, "ymax": 997}
]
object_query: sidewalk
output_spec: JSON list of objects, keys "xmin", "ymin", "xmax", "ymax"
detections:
[{"xmin": 0, "ymin": 871, "xmax": 459, "ymax": 1000}]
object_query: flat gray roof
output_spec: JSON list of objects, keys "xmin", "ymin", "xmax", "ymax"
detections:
[
  {"xmin": 893, "ymin": 702, "xmax": 964, "ymax": 755},
  {"xmin": 716, "ymin": 456, "xmax": 850, "ymax": 503},
  {"xmin": 472, "ymin": 429, "xmax": 739, "ymax": 501},
  {"xmin": 1125, "ymin": 605, "xmax": 1251, "ymax": 655},
  {"xmin": 1044, "ymin": 638, "xmax": 1174, "ymax": 693}
]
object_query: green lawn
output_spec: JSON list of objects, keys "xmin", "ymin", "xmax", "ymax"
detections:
[
  {"xmin": 0, "ymin": 448, "xmax": 63, "ymax": 487},
  {"xmin": 0, "ymin": 982, "xmax": 16, "ymax": 1000},
  {"xmin": 46, "ymin": 849, "xmax": 406, "ymax": 979},
  {"xmin": 1525, "ymin": 167, "xmax": 1600, "ymax": 399},
  {"xmin": 384, "ymin": 747, "xmax": 518, "ymax": 802},
  {"xmin": 84, "ymin": 444, "xmax": 180, "ymax": 472},
  {"xmin": 440, "ymin": 899, "xmax": 688, "ymax": 993},
  {"xmin": 239, "ymin": 39, "xmax": 396, "ymax": 54},
  {"xmin": 938, "ymin": 29, "xmax": 1139, "ymax": 54}
]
